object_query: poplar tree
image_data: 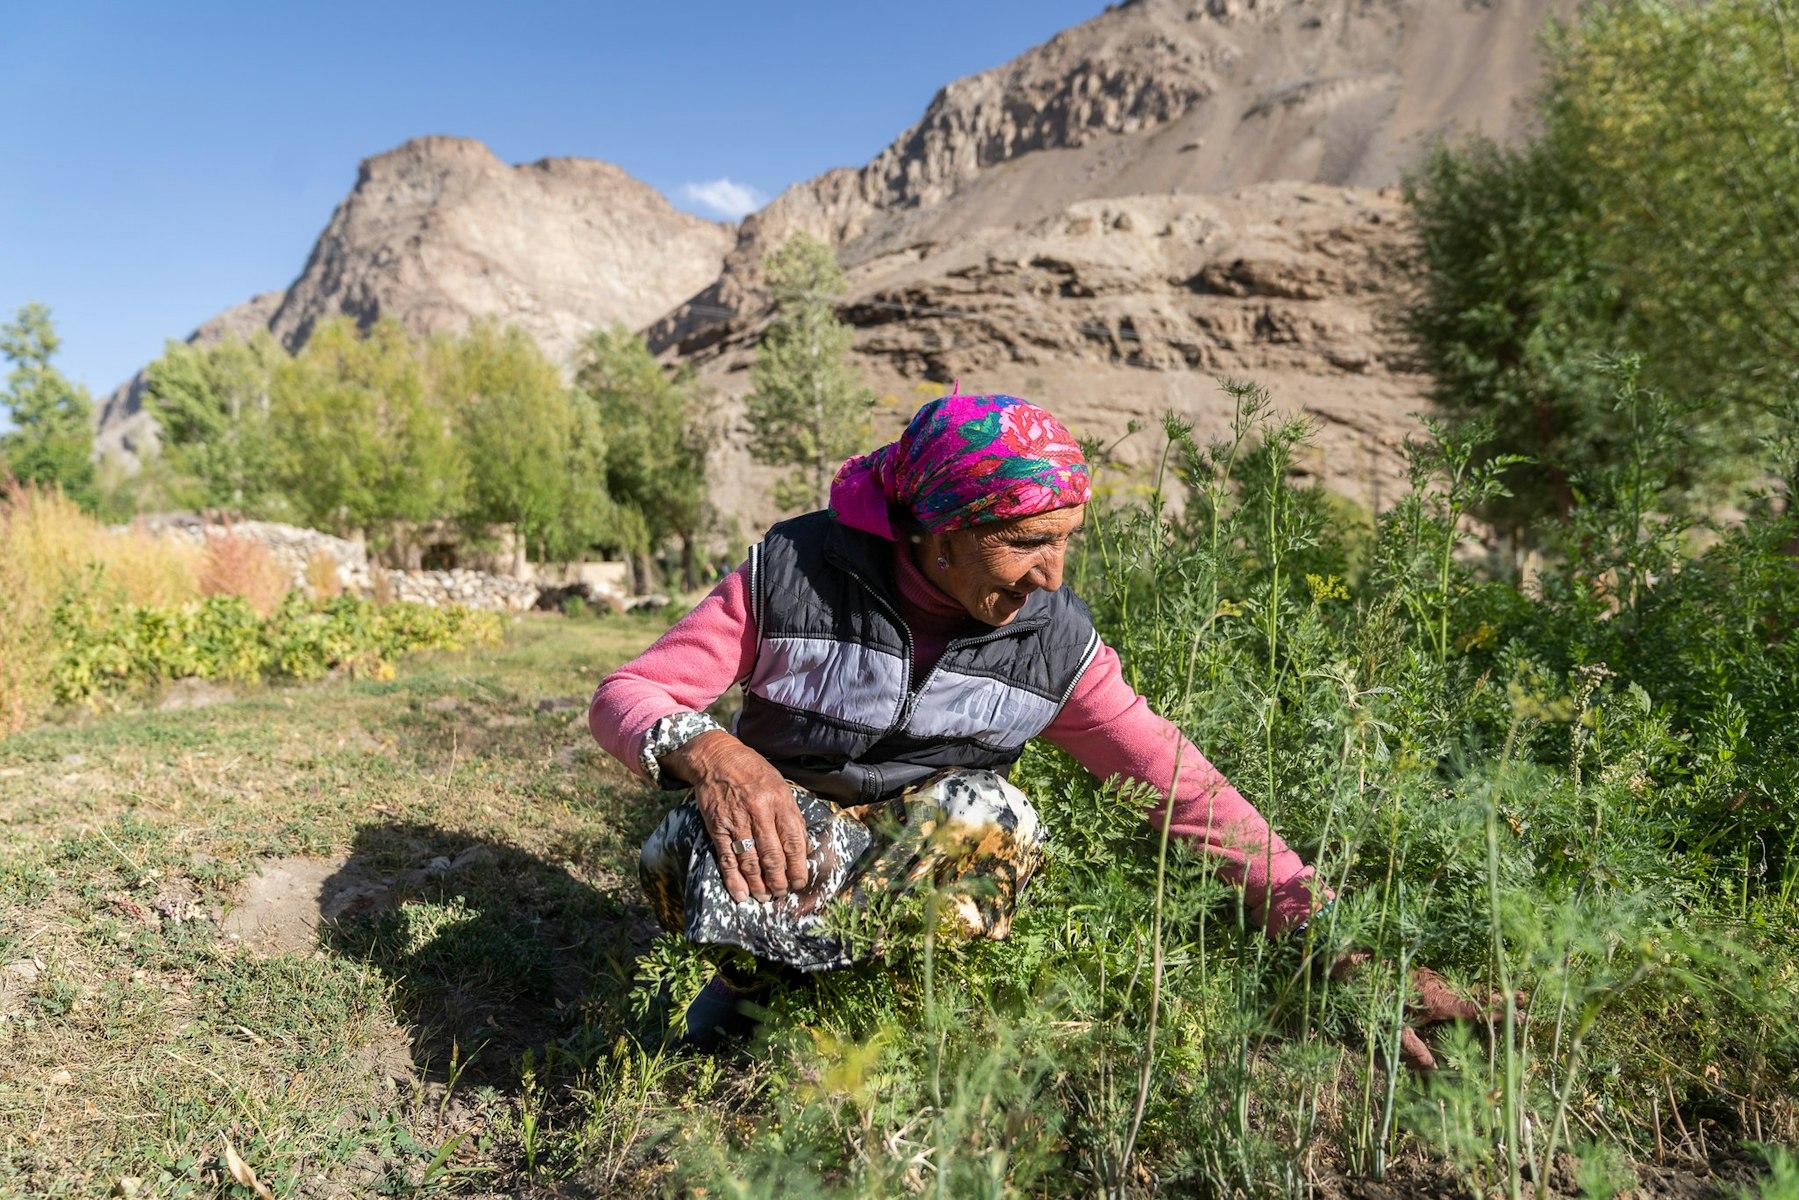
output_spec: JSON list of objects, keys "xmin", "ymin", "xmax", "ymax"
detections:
[
  {"xmin": 0, "ymin": 304, "xmax": 96, "ymax": 507},
  {"xmin": 269, "ymin": 317, "xmax": 465, "ymax": 544},
  {"xmin": 576, "ymin": 325, "xmax": 710, "ymax": 587},
  {"xmin": 743, "ymin": 233, "xmax": 874, "ymax": 511},
  {"xmin": 143, "ymin": 331, "xmax": 284, "ymax": 512},
  {"xmin": 436, "ymin": 319, "xmax": 617, "ymax": 564}
]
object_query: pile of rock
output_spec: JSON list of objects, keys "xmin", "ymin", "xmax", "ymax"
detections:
[
  {"xmin": 131, "ymin": 515, "xmax": 371, "ymax": 594},
  {"xmin": 126, "ymin": 516, "xmax": 544, "ymax": 613},
  {"xmin": 386, "ymin": 568, "xmax": 540, "ymax": 613}
]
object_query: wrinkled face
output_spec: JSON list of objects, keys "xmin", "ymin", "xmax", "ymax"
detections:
[{"xmin": 919, "ymin": 505, "xmax": 1087, "ymax": 626}]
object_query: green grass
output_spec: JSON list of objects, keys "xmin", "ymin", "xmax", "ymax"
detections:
[
  {"xmin": 4, "ymin": 377, "xmax": 1798, "ymax": 1198},
  {"xmin": 0, "ymin": 613, "xmax": 673, "ymax": 1197}
]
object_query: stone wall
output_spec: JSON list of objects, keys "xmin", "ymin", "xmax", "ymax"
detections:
[
  {"xmin": 384, "ymin": 568, "xmax": 541, "ymax": 613},
  {"xmin": 127, "ymin": 516, "xmax": 556, "ymax": 613}
]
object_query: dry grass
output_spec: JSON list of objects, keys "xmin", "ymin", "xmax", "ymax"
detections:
[
  {"xmin": 0, "ymin": 483, "xmax": 201, "ymax": 732},
  {"xmin": 306, "ymin": 547, "xmax": 344, "ymax": 601},
  {"xmin": 0, "ymin": 615, "xmax": 667, "ymax": 1195},
  {"xmin": 371, "ymin": 564, "xmax": 396, "ymax": 606},
  {"xmin": 0, "ymin": 483, "xmax": 199, "ymax": 606},
  {"xmin": 198, "ymin": 530, "xmax": 290, "ymax": 617}
]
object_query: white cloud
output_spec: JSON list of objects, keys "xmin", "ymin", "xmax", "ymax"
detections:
[{"xmin": 679, "ymin": 177, "xmax": 767, "ymax": 220}]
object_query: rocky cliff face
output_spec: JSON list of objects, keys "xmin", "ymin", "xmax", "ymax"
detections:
[
  {"xmin": 692, "ymin": 183, "xmax": 1428, "ymax": 526},
  {"xmin": 651, "ymin": 0, "xmax": 1577, "ymax": 353},
  {"xmin": 660, "ymin": 0, "xmax": 1580, "ymax": 526},
  {"xmin": 98, "ymin": 136, "xmax": 730, "ymax": 461}
]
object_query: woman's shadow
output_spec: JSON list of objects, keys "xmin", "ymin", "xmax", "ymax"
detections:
[{"xmin": 314, "ymin": 821, "xmax": 660, "ymax": 1089}]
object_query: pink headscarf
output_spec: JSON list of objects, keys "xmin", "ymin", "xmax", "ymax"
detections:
[{"xmin": 829, "ymin": 390, "xmax": 1090, "ymax": 541}]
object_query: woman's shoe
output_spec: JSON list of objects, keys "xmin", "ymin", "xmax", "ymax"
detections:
[{"xmin": 675, "ymin": 968, "xmax": 773, "ymax": 1053}]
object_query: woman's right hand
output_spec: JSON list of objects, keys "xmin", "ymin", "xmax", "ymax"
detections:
[{"xmin": 663, "ymin": 729, "xmax": 811, "ymax": 903}]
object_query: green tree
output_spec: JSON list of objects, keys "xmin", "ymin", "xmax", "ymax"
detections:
[
  {"xmin": 576, "ymin": 325, "xmax": 711, "ymax": 588},
  {"xmin": 1406, "ymin": 0, "xmax": 1798, "ymax": 529},
  {"xmin": 1548, "ymin": 0, "xmax": 1799, "ymax": 413},
  {"xmin": 142, "ymin": 331, "xmax": 284, "ymax": 513},
  {"xmin": 743, "ymin": 233, "xmax": 874, "ymax": 511},
  {"xmin": 435, "ymin": 320, "xmax": 618, "ymax": 563},
  {"xmin": 270, "ymin": 317, "xmax": 464, "ymax": 543},
  {"xmin": 0, "ymin": 303, "xmax": 95, "ymax": 506},
  {"xmin": 1403, "ymin": 139, "xmax": 1617, "ymax": 527}
]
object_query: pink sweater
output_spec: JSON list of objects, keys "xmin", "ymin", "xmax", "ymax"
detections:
[{"xmin": 589, "ymin": 545, "xmax": 1323, "ymax": 934}]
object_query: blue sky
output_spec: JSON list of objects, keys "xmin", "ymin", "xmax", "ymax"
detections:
[{"xmin": 1, "ymin": 0, "xmax": 1103, "ymax": 401}]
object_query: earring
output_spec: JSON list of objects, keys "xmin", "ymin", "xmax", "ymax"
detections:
[{"xmin": 936, "ymin": 555, "xmax": 949, "ymax": 571}]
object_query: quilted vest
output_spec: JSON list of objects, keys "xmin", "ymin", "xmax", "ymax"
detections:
[{"xmin": 735, "ymin": 511, "xmax": 1099, "ymax": 802}]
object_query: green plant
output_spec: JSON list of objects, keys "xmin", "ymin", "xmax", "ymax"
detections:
[
  {"xmin": 612, "ymin": 377, "xmax": 1799, "ymax": 1197},
  {"xmin": 1405, "ymin": 0, "xmax": 1799, "ymax": 533},
  {"xmin": 743, "ymin": 233, "xmax": 876, "ymax": 511},
  {"xmin": 576, "ymin": 326, "xmax": 713, "ymax": 589},
  {"xmin": 0, "ymin": 303, "xmax": 96, "ymax": 507},
  {"xmin": 45, "ymin": 590, "xmax": 502, "ymax": 708}
]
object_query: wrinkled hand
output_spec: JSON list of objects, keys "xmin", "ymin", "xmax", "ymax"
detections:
[
  {"xmin": 664, "ymin": 730, "xmax": 809, "ymax": 903},
  {"xmin": 1331, "ymin": 949, "xmax": 1505, "ymax": 1072}
]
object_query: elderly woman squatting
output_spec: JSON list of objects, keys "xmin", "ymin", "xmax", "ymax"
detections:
[{"xmin": 589, "ymin": 392, "xmax": 1485, "ymax": 1067}]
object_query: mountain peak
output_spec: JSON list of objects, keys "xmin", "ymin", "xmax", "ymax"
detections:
[{"xmin": 97, "ymin": 137, "xmax": 731, "ymax": 462}]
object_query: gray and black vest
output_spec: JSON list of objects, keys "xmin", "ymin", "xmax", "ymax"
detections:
[{"xmin": 736, "ymin": 511, "xmax": 1100, "ymax": 803}]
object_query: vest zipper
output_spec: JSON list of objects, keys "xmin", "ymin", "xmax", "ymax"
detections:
[
  {"xmin": 834, "ymin": 560, "xmax": 915, "ymax": 707},
  {"xmin": 831, "ymin": 550, "xmax": 1047, "ymax": 729}
]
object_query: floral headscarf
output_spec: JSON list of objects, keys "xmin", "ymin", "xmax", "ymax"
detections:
[{"xmin": 828, "ymin": 391, "xmax": 1090, "ymax": 540}]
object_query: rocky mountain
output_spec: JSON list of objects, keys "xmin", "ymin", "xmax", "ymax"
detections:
[
  {"xmin": 693, "ymin": 182, "xmax": 1426, "ymax": 520},
  {"xmin": 97, "ymin": 136, "xmax": 730, "ymax": 460},
  {"xmin": 103, "ymin": 0, "xmax": 1580, "ymax": 522},
  {"xmin": 652, "ymin": 0, "xmax": 1577, "ymax": 352},
  {"xmin": 662, "ymin": 0, "xmax": 1579, "ymax": 522}
]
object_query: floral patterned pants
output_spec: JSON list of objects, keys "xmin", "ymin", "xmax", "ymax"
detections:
[{"xmin": 638, "ymin": 768, "xmax": 1048, "ymax": 972}]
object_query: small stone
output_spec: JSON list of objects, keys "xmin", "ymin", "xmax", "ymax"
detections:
[
  {"xmin": 426, "ymin": 856, "xmax": 452, "ymax": 874},
  {"xmin": 113, "ymin": 1177, "xmax": 144, "ymax": 1198},
  {"xmin": 3, "ymin": 959, "xmax": 41, "ymax": 984},
  {"xmin": 450, "ymin": 844, "xmax": 496, "ymax": 871},
  {"xmin": 48, "ymin": 1069, "xmax": 73, "ymax": 1086}
]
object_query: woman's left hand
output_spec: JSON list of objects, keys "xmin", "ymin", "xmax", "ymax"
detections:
[{"xmin": 1330, "ymin": 949, "xmax": 1505, "ymax": 1071}]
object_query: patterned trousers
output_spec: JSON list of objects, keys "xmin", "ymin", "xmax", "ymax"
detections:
[{"xmin": 638, "ymin": 768, "xmax": 1048, "ymax": 972}]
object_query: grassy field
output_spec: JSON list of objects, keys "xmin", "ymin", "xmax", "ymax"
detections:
[
  {"xmin": 5, "ymin": 396, "xmax": 1799, "ymax": 1199},
  {"xmin": 0, "ymin": 614, "xmax": 680, "ymax": 1197}
]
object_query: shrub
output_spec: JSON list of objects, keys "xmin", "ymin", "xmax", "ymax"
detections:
[
  {"xmin": 198, "ymin": 530, "xmax": 289, "ymax": 617},
  {"xmin": 306, "ymin": 547, "xmax": 343, "ymax": 601},
  {"xmin": 0, "ymin": 482, "xmax": 199, "ymax": 731},
  {"xmin": 49, "ymin": 592, "xmax": 502, "ymax": 707},
  {"xmin": 1405, "ymin": 0, "xmax": 1798, "ymax": 531}
]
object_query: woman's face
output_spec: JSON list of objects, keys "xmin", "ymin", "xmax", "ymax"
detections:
[{"xmin": 921, "ymin": 505, "xmax": 1087, "ymax": 626}]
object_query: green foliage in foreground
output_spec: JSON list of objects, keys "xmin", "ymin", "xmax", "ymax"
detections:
[
  {"xmin": 48, "ymin": 591, "xmax": 503, "ymax": 706},
  {"xmin": 603, "ymin": 381, "xmax": 1797, "ymax": 1196},
  {"xmin": 0, "ymin": 303, "xmax": 95, "ymax": 508},
  {"xmin": 1406, "ymin": 0, "xmax": 1799, "ymax": 529}
]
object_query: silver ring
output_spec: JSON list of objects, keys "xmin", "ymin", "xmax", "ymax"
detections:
[{"xmin": 731, "ymin": 836, "xmax": 756, "ymax": 854}]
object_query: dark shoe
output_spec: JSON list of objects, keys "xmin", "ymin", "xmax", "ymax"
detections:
[{"xmin": 676, "ymin": 968, "xmax": 774, "ymax": 1053}]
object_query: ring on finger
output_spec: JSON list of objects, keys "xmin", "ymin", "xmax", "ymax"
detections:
[{"xmin": 731, "ymin": 836, "xmax": 756, "ymax": 854}]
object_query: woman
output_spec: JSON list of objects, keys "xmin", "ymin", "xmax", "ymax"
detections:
[{"xmin": 590, "ymin": 392, "xmax": 1482, "ymax": 1066}]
